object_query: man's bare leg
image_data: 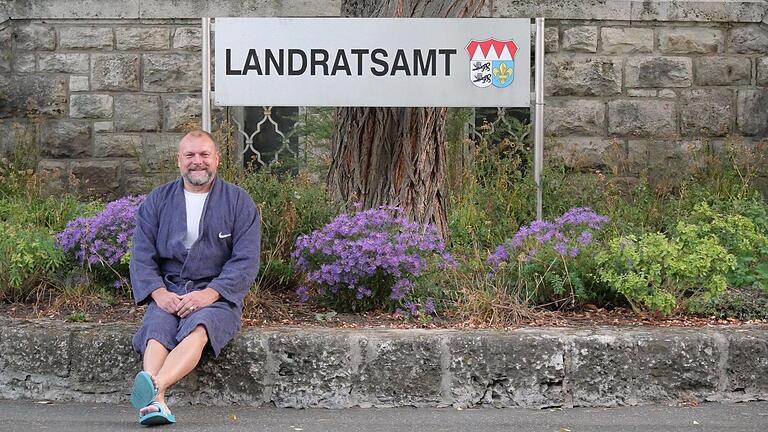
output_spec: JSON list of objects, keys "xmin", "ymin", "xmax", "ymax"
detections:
[
  {"xmin": 139, "ymin": 326, "xmax": 209, "ymax": 416},
  {"xmin": 143, "ymin": 339, "xmax": 170, "ymax": 376}
]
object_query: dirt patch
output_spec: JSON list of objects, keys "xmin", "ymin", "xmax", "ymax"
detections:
[{"xmin": 1, "ymin": 291, "xmax": 766, "ymax": 330}]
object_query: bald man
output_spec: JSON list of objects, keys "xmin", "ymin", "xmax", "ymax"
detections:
[{"xmin": 128, "ymin": 130, "xmax": 261, "ymax": 425}]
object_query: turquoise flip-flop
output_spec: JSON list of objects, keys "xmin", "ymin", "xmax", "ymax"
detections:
[
  {"xmin": 130, "ymin": 371, "xmax": 158, "ymax": 410},
  {"xmin": 139, "ymin": 401, "xmax": 176, "ymax": 426}
]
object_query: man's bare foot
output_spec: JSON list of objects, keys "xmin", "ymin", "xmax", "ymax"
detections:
[{"xmin": 139, "ymin": 400, "xmax": 169, "ymax": 416}]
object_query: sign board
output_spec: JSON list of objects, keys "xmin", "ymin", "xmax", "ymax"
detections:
[{"xmin": 215, "ymin": 18, "xmax": 531, "ymax": 107}]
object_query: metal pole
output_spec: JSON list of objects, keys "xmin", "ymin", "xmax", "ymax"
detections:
[
  {"xmin": 202, "ymin": 17, "xmax": 212, "ymax": 133},
  {"xmin": 534, "ymin": 17, "xmax": 545, "ymax": 221}
]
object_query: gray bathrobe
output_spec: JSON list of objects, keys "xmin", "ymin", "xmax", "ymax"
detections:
[{"xmin": 130, "ymin": 177, "xmax": 261, "ymax": 357}]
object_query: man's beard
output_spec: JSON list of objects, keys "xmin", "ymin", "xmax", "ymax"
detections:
[{"xmin": 184, "ymin": 167, "xmax": 213, "ymax": 186}]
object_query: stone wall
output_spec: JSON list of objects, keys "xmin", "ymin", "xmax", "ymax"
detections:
[
  {"xmin": 1, "ymin": 0, "xmax": 768, "ymax": 197},
  {"xmin": 1, "ymin": 318, "xmax": 767, "ymax": 408}
]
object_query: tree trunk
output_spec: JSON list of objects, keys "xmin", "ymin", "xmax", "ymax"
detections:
[{"xmin": 328, "ymin": 0, "xmax": 485, "ymax": 238}]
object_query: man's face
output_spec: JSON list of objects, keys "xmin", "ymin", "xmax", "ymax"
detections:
[{"xmin": 177, "ymin": 135, "xmax": 220, "ymax": 187}]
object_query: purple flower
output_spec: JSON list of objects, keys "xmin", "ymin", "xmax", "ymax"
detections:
[
  {"xmin": 56, "ymin": 195, "xmax": 145, "ymax": 285},
  {"xmin": 404, "ymin": 301, "xmax": 419, "ymax": 316},
  {"xmin": 424, "ymin": 298, "xmax": 436, "ymax": 315},
  {"xmin": 577, "ymin": 231, "xmax": 593, "ymax": 246},
  {"xmin": 487, "ymin": 207, "xmax": 607, "ymax": 268},
  {"xmin": 292, "ymin": 205, "xmax": 448, "ymax": 310}
]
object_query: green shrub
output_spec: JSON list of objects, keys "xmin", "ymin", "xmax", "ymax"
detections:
[
  {"xmin": 0, "ymin": 224, "xmax": 67, "ymax": 301},
  {"xmin": 596, "ymin": 231, "xmax": 736, "ymax": 315},
  {"xmin": 238, "ymin": 169, "xmax": 338, "ymax": 291}
]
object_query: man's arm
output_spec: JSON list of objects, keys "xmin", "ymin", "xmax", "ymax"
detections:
[
  {"xmin": 206, "ymin": 191, "xmax": 262, "ymax": 308},
  {"xmin": 129, "ymin": 195, "xmax": 169, "ymax": 305}
]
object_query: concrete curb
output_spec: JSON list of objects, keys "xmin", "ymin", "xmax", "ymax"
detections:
[{"xmin": 0, "ymin": 318, "xmax": 766, "ymax": 408}]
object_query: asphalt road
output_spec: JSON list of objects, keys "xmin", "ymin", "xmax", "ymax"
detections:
[{"xmin": 0, "ymin": 399, "xmax": 766, "ymax": 432}]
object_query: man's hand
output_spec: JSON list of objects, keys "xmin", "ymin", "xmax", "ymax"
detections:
[
  {"xmin": 151, "ymin": 287, "xmax": 183, "ymax": 314},
  {"xmin": 176, "ymin": 288, "xmax": 221, "ymax": 318}
]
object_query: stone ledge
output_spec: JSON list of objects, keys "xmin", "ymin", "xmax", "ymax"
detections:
[{"xmin": 0, "ymin": 318, "xmax": 766, "ymax": 408}]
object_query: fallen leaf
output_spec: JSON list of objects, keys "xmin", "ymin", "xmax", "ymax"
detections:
[{"xmin": 228, "ymin": 413, "xmax": 237, "ymax": 421}]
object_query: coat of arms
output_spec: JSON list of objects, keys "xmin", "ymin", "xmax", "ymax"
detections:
[{"xmin": 466, "ymin": 39, "xmax": 518, "ymax": 89}]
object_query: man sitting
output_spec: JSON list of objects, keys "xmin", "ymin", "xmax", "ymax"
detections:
[{"xmin": 128, "ymin": 130, "xmax": 261, "ymax": 425}]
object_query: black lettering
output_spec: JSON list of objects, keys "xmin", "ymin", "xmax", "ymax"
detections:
[
  {"xmin": 288, "ymin": 49, "xmax": 307, "ymax": 75},
  {"xmin": 370, "ymin": 48, "xmax": 388, "ymax": 77},
  {"xmin": 331, "ymin": 50, "xmax": 351, "ymax": 76},
  {"xmin": 414, "ymin": 49, "xmax": 436, "ymax": 76},
  {"xmin": 390, "ymin": 49, "xmax": 411, "ymax": 76},
  {"xmin": 351, "ymin": 49, "xmax": 369, "ymax": 75},
  {"xmin": 311, "ymin": 49, "xmax": 329, "ymax": 76},
  {"xmin": 265, "ymin": 49, "xmax": 284, "ymax": 75},
  {"xmin": 243, "ymin": 49, "xmax": 262, "ymax": 75},
  {"xmin": 225, "ymin": 49, "xmax": 242, "ymax": 75},
  {"xmin": 438, "ymin": 49, "xmax": 457, "ymax": 75}
]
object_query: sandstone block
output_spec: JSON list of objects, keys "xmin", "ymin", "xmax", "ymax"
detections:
[
  {"xmin": 173, "ymin": 27, "xmax": 201, "ymax": 51},
  {"xmin": 627, "ymin": 89, "xmax": 657, "ymax": 97},
  {"xmin": 659, "ymin": 28, "xmax": 724, "ymax": 54},
  {"xmin": 552, "ymin": 137, "xmax": 619, "ymax": 170},
  {"xmin": 0, "ymin": 321, "xmax": 71, "ymax": 377},
  {"xmin": 94, "ymin": 133, "xmax": 141, "ymax": 157},
  {"xmin": 625, "ymin": 56, "xmax": 692, "ymax": 88},
  {"xmin": 567, "ymin": 332, "xmax": 636, "ymax": 406},
  {"xmin": 632, "ymin": 330, "xmax": 720, "ymax": 402},
  {"xmin": 729, "ymin": 25, "xmax": 768, "ymax": 54},
  {"xmin": 188, "ymin": 332, "xmax": 268, "ymax": 405},
  {"xmin": 0, "ymin": 118, "xmax": 35, "ymax": 154},
  {"xmin": 756, "ymin": 58, "xmax": 768, "ymax": 86},
  {"xmin": 0, "ymin": 74, "xmax": 67, "ymax": 118},
  {"xmin": 59, "ymin": 26, "xmax": 114, "ymax": 50},
  {"xmin": 143, "ymin": 54, "xmax": 201, "ymax": 92},
  {"xmin": 163, "ymin": 95, "xmax": 201, "ymax": 131},
  {"xmin": 69, "ymin": 326, "xmax": 141, "ymax": 395},
  {"xmin": 360, "ymin": 333, "xmax": 442, "ymax": 406},
  {"xmin": 600, "ymin": 27, "xmax": 653, "ymax": 54},
  {"xmin": 695, "ymin": 57, "xmax": 751, "ymax": 86},
  {"xmin": 658, "ymin": 89, "xmax": 677, "ymax": 98},
  {"xmin": 12, "ymin": 53, "xmax": 35, "ymax": 73},
  {"xmin": 561, "ymin": 26, "xmax": 597, "ymax": 53},
  {"xmin": 0, "ymin": 27, "xmax": 10, "ymax": 73},
  {"xmin": 70, "ymin": 94, "xmax": 113, "ymax": 119},
  {"xmin": 450, "ymin": 332, "xmax": 565, "ymax": 408},
  {"xmin": 69, "ymin": 75, "xmax": 89, "ymax": 92},
  {"xmin": 544, "ymin": 27, "xmax": 558, "ymax": 53},
  {"xmin": 545, "ymin": 56, "xmax": 622, "ymax": 97},
  {"xmin": 723, "ymin": 329, "xmax": 768, "ymax": 399},
  {"xmin": 268, "ymin": 331, "xmax": 354, "ymax": 408},
  {"xmin": 545, "ymin": 99, "xmax": 605, "ymax": 136},
  {"xmin": 638, "ymin": 139, "xmax": 710, "ymax": 179},
  {"xmin": 91, "ymin": 54, "xmax": 139, "ymax": 91},
  {"xmin": 70, "ymin": 160, "xmax": 121, "ymax": 198},
  {"xmin": 137, "ymin": 132, "xmax": 183, "ymax": 171},
  {"xmin": 737, "ymin": 89, "xmax": 768, "ymax": 136},
  {"xmin": 36, "ymin": 159, "xmax": 69, "ymax": 196},
  {"xmin": 116, "ymin": 27, "xmax": 170, "ymax": 51},
  {"xmin": 679, "ymin": 89, "xmax": 733, "ymax": 137},
  {"xmin": 115, "ymin": 94, "xmax": 161, "ymax": 132},
  {"xmin": 608, "ymin": 100, "xmax": 676, "ymax": 137},
  {"xmin": 38, "ymin": 53, "xmax": 89, "ymax": 73},
  {"xmin": 40, "ymin": 119, "xmax": 92, "ymax": 158},
  {"xmin": 93, "ymin": 121, "xmax": 114, "ymax": 132},
  {"xmin": 14, "ymin": 24, "xmax": 55, "ymax": 50}
]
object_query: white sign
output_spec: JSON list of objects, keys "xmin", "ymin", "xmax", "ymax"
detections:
[{"xmin": 214, "ymin": 18, "xmax": 531, "ymax": 107}]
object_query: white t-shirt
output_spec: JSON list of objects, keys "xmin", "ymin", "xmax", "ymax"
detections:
[{"xmin": 183, "ymin": 190, "xmax": 209, "ymax": 250}]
